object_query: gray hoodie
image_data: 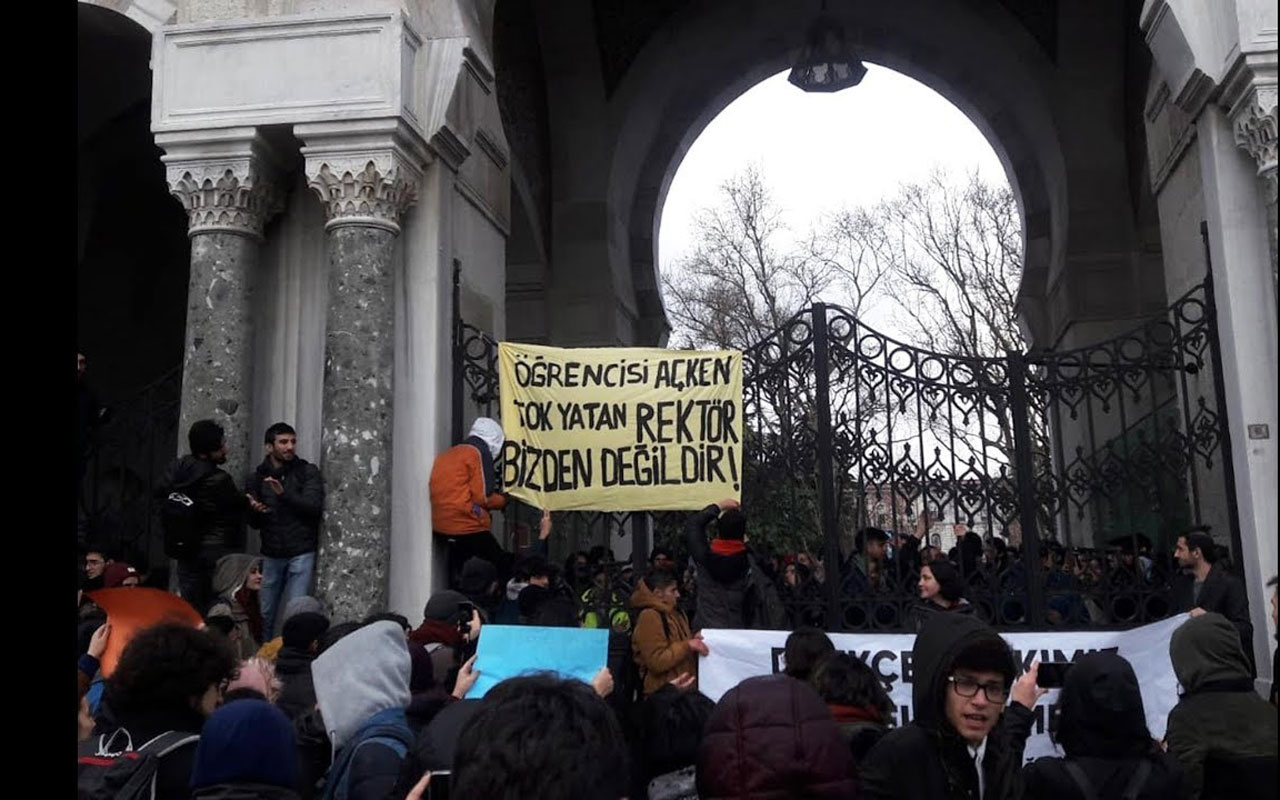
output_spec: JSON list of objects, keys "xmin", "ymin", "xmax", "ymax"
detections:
[
  {"xmin": 208, "ymin": 553, "xmax": 261, "ymax": 659},
  {"xmin": 311, "ymin": 621, "xmax": 411, "ymax": 751}
]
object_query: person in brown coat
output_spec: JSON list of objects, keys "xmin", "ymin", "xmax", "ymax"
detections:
[{"xmin": 631, "ymin": 569, "xmax": 706, "ymax": 695}]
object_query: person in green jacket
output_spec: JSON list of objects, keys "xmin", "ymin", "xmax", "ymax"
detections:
[{"xmin": 1166, "ymin": 612, "xmax": 1278, "ymax": 799}]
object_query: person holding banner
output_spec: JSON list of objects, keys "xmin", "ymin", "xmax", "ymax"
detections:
[
  {"xmin": 1172, "ymin": 527, "xmax": 1254, "ymax": 674},
  {"xmin": 685, "ymin": 498, "xmax": 783, "ymax": 630},
  {"xmin": 861, "ymin": 613, "xmax": 1044, "ymax": 800},
  {"xmin": 430, "ymin": 417, "xmax": 511, "ymax": 587}
]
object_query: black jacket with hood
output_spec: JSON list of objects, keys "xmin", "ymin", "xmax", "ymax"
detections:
[
  {"xmin": 246, "ymin": 455, "xmax": 324, "ymax": 558},
  {"xmin": 1166, "ymin": 613, "xmax": 1278, "ymax": 800},
  {"xmin": 1021, "ymin": 651, "xmax": 1187, "ymax": 799},
  {"xmin": 861, "ymin": 613, "xmax": 1034, "ymax": 800},
  {"xmin": 158, "ymin": 455, "xmax": 246, "ymax": 553}
]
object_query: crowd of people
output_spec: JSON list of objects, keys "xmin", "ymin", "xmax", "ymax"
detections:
[{"xmin": 76, "ymin": 416, "xmax": 1278, "ymax": 799}]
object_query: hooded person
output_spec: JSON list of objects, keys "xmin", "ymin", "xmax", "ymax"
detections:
[
  {"xmin": 429, "ymin": 417, "xmax": 512, "ymax": 588},
  {"xmin": 861, "ymin": 613, "xmax": 1040, "ymax": 800},
  {"xmin": 630, "ymin": 570, "xmax": 700, "ymax": 696},
  {"xmin": 190, "ymin": 699, "xmax": 300, "ymax": 799},
  {"xmin": 274, "ymin": 612, "xmax": 330, "ymax": 721},
  {"xmin": 207, "ymin": 554, "xmax": 264, "ymax": 660},
  {"xmin": 696, "ymin": 674, "xmax": 857, "ymax": 799},
  {"xmin": 1021, "ymin": 652, "xmax": 1186, "ymax": 799},
  {"xmin": 1166, "ymin": 613, "xmax": 1278, "ymax": 800},
  {"xmin": 311, "ymin": 620, "xmax": 414, "ymax": 800},
  {"xmin": 257, "ymin": 595, "xmax": 326, "ymax": 662}
]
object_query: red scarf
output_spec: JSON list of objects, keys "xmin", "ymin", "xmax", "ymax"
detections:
[
  {"xmin": 828, "ymin": 704, "xmax": 884, "ymax": 724},
  {"xmin": 710, "ymin": 539, "xmax": 746, "ymax": 556},
  {"xmin": 409, "ymin": 618, "xmax": 463, "ymax": 647}
]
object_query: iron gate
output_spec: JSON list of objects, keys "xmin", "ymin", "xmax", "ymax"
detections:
[
  {"xmin": 453, "ymin": 273, "xmax": 1240, "ymax": 631},
  {"xmin": 78, "ymin": 364, "xmax": 183, "ymax": 569}
]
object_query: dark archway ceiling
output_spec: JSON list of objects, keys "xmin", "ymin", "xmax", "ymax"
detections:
[{"xmin": 591, "ymin": 0, "xmax": 1058, "ymax": 98}]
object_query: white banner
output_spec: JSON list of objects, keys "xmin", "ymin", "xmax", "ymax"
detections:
[{"xmin": 698, "ymin": 614, "xmax": 1188, "ymax": 761}]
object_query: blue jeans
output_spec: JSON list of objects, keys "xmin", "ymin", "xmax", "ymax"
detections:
[{"xmin": 260, "ymin": 552, "xmax": 316, "ymax": 640}]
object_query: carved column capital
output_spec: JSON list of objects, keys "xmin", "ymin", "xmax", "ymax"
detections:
[
  {"xmin": 158, "ymin": 129, "xmax": 286, "ymax": 240},
  {"xmin": 1233, "ymin": 85, "xmax": 1278, "ymax": 193},
  {"xmin": 298, "ymin": 119, "xmax": 429, "ymax": 234}
]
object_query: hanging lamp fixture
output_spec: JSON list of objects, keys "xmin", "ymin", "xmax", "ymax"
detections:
[{"xmin": 788, "ymin": 1, "xmax": 867, "ymax": 93}]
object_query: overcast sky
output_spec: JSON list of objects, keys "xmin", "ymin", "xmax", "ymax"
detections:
[{"xmin": 657, "ymin": 65, "xmax": 1009, "ymax": 276}]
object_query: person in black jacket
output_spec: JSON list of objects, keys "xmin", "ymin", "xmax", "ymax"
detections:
[
  {"xmin": 685, "ymin": 499, "xmax": 749, "ymax": 629},
  {"xmin": 159, "ymin": 419, "xmax": 249, "ymax": 614},
  {"xmin": 246, "ymin": 422, "xmax": 326, "ymax": 641},
  {"xmin": 1172, "ymin": 527, "xmax": 1254, "ymax": 673},
  {"xmin": 861, "ymin": 613, "xmax": 1042, "ymax": 800},
  {"xmin": 274, "ymin": 611, "xmax": 329, "ymax": 721},
  {"xmin": 685, "ymin": 498, "xmax": 782, "ymax": 629},
  {"xmin": 1021, "ymin": 651, "xmax": 1188, "ymax": 799}
]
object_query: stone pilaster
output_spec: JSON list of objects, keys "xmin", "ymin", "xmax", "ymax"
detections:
[
  {"xmin": 1226, "ymin": 68, "xmax": 1278, "ymax": 297},
  {"xmin": 300, "ymin": 121, "xmax": 426, "ymax": 620},
  {"xmin": 161, "ymin": 130, "xmax": 284, "ymax": 489}
]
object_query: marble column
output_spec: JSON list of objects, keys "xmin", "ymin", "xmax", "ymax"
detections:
[
  {"xmin": 305, "ymin": 149, "xmax": 421, "ymax": 621},
  {"xmin": 164, "ymin": 134, "xmax": 283, "ymax": 489},
  {"xmin": 1229, "ymin": 84, "xmax": 1278, "ymax": 297}
]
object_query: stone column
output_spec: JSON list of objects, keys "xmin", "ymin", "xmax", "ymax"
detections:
[
  {"xmin": 302, "ymin": 125, "xmax": 425, "ymax": 620},
  {"xmin": 162, "ymin": 131, "xmax": 283, "ymax": 488},
  {"xmin": 1228, "ymin": 83, "xmax": 1278, "ymax": 297},
  {"xmin": 1197, "ymin": 103, "xmax": 1279, "ymax": 686}
]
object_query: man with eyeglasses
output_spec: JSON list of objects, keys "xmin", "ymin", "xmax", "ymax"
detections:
[
  {"xmin": 83, "ymin": 548, "xmax": 112, "ymax": 592},
  {"xmin": 862, "ymin": 613, "xmax": 1045, "ymax": 799}
]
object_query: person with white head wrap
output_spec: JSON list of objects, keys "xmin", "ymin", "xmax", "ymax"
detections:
[{"xmin": 429, "ymin": 416, "xmax": 514, "ymax": 590}]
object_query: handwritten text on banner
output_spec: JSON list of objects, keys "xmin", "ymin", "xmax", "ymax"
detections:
[{"xmin": 498, "ymin": 343, "xmax": 743, "ymax": 511}]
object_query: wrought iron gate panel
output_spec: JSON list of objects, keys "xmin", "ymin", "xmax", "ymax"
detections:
[
  {"xmin": 452, "ymin": 277, "xmax": 1239, "ymax": 632},
  {"xmin": 79, "ymin": 364, "xmax": 183, "ymax": 569}
]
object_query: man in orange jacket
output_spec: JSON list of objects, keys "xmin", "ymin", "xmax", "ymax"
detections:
[{"xmin": 430, "ymin": 417, "xmax": 511, "ymax": 588}]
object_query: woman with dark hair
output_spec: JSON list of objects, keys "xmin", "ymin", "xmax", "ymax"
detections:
[
  {"xmin": 811, "ymin": 652, "xmax": 895, "ymax": 765},
  {"xmin": 909, "ymin": 559, "xmax": 974, "ymax": 632},
  {"xmin": 1022, "ymin": 651, "xmax": 1186, "ymax": 799},
  {"xmin": 782, "ymin": 627, "xmax": 835, "ymax": 684},
  {"xmin": 208, "ymin": 553, "xmax": 265, "ymax": 659}
]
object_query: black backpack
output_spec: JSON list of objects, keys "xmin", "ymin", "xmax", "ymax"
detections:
[
  {"xmin": 77, "ymin": 728, "xmax": 199, "ymax": 800},
  {"xmin": 160, "ymin": 479, "xmax": 206, "ymax": 560}
]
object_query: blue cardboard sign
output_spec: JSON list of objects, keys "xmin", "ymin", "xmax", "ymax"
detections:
[{"xmin": 466, "ymin": 624, "xmax": 609, "ymax": 699}]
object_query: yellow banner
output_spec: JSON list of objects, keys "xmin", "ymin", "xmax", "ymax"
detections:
[{"xmin": 498, "ymin": 343, "xmax": 743, "ymax": 511}]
